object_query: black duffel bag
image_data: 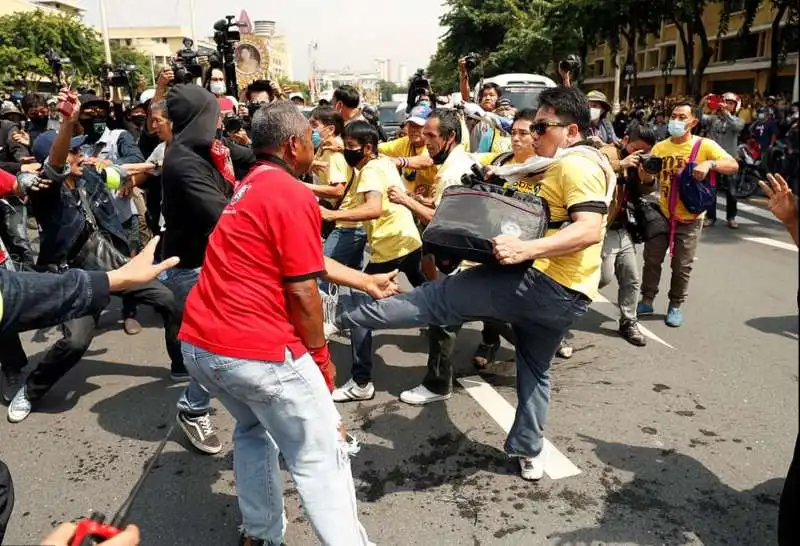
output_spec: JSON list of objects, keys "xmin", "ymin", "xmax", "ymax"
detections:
[{"xmin": 422, "ymin": 182, "xmax": 552, "ymax": 270}]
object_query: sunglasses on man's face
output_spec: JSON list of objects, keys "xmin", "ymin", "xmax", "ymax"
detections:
[{"xmin": 532, "ymin": 121, "xmax": 570, "ymax": 135}]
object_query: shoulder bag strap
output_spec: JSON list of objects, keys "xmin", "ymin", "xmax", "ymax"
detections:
[{"xmin": 332, "ymin": 169, "xmax": 357, "ymax": 211}]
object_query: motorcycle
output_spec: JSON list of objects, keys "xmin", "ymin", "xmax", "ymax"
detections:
[{"xmin": 727, "ymin": 142, "xmax": 761, "ymax": 198}]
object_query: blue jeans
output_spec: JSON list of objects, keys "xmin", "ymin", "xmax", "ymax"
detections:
[
  {"xmin": 160, "ymin": 267, "xmax": 211, "ymax": 415},
  {"xmin": 336, "ymin": 265, "xmax": 590, "ymax": 457},
  {"xmin": 181, "ymin": 343, "xmax": 371, "ymax": 546},
  {"xmin": 321, "ymin": 227, "xmax": 366, "ymax": 294}
]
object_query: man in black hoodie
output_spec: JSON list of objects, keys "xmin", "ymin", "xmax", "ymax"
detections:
[{"xmin": 161, "ymin": 84, "xmax": 233, "ymax": 455}]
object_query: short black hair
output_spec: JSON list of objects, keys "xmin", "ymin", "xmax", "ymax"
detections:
[
  {"xmin": 333, "ymin": 85, "xmax": 360, "ymax": 109},
  {"xmin": 672, "ymin": 99, "xmax": 696, "ymax": 114},
  {"xmin": 627, "ymin": 125, "xmax": 656, "ymax": 146},
  {"xmin": 537, "ymin": 87, "xmax": 591, "ymax": 133},
  {"xmin": 479, "ymin": 82, "xmax": 502, "ymax": 101},
  {"xmin": 343, "ymin": 120, "xmax": 379, "ymax": 150},
  {"xmin": 246, "ymin": 80, "xmax": 273, "ymax": 102},
  {"xmin": 428, "ymin": 109, "xmax": 462, "ymax": 144},
  {"xmin": 513, "ymin": 108, "xmax": 538, "ymax": 124},
  {"xmin": 21, "ymin": 93, "xmax": 46, "ymax": 113},
  {"xmin": 310, "ymin": 105, "xmax": 345, "ymax": 136}
]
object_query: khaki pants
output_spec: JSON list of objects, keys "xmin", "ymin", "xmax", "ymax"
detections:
[{"xmin": 641, "ymin": 219, "xmax": 702, "ymax": 307}]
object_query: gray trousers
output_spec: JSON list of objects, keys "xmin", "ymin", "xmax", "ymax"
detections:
[
  {"xmin": 641, "ymin": 219, "xmax": 702, "ymax": 306},
  {"xmin": 599, "ymin": 228, "xmax": 641, "ymax": 323}
]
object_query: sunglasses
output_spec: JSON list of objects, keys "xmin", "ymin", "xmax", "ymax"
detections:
[{"xmin": 532, "ymin": 121, "xmax": 571, "ymax": 135}]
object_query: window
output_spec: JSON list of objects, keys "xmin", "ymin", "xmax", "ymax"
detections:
[
  {"xmin": 718, "ymin": 32, "xmax": 761, "ymax": 62},
  {"xmin": 594, "ymin": 59, "xmax": 605, "ymax": 77},
  {"xmin": 664, "ymin": 45, "xmax": 677, "ymax": 63},
  {"xmin": 636, "ymin": 52, "xmax": 645, "ymax": 71},
  {"xmin": 125, "ymin": 39, "xmax": 132, "ymax": 46}
]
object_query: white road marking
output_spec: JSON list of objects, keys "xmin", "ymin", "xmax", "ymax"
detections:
[
  {"xmin": 718, "ymin": 196, "xmax": 776, "ymax": 222},
  {"xmin": 742, "ymin": 237, "xmax": 798, "ymax": 252},
  {"xmin": 593, "ymin": 294, "xmax": 675, "ymax": 349},
  {"xmin": 456, "ymin": 375, "xmax": 581, "ymax": 480}
]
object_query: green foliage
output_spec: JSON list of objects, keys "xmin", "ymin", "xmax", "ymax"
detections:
[
  {"xmin": 278, "ymin": 77, "xmax": 311, "ymax": 100},
  {"xmin": 0, "ymin": 10, "xmax": 104, "ymax": 85},
  {"xmin": 376, "ymin": 80, "xmax": 408, "ymax": 102}
]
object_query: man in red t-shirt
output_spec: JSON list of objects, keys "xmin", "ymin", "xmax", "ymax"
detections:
[{"xmin": 179, "ymin": 101, "xmax": 377, "ymax": 546}]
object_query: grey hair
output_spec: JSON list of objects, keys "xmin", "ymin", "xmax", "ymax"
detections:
[
  {"xmin": 150, "ymin": 100, "xmax": 167, "ymax": 115},
  {"xmin": 251, "ymin": 100, "xmax": 309, "ymax": 153}
]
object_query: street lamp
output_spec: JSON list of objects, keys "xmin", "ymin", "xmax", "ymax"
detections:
[{"xmin": 660, "ymin": 57, "xmax": 675, "ymax": 98}]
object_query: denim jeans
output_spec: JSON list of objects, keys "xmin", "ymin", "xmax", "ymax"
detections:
[
  {"xmin": 336, "ymin": 265, "xmax": 589, "ymax": 457},
  {"xmin": 321, "ymin": 227, "xmax": 366, "ymax": 293},
  {"xmin": 161, "ymin": 267, "xmax": 211, "ymax": 415},
  {"xmin": 181, "ymin": 343, "xmax": 371, "ymax": 546},
  {"xmin": 351, "ymin": 249, "xmax": 426, "ymax": 387}
]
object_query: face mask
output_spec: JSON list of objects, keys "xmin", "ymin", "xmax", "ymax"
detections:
[
  {"xmin": 130, "ymin": 115, "xmax": 146, "ymax": 127},
  {"xmin": 29, "ymin": 116, "xmax": 48, "ymax": 130},
  {"xmin": 248, "ymin": 101, "xmax": 265, "ymax": 119},
  {"xmin": 431, "ymin": 141, "xmax": 452, "ymax": 165},
  {"xmin": 343, "ymin": 147, "xmax": 365, "ymax": 168},
  {"xmin": 210, "ymin": 81, "xmax": 226, "ymax": 95},
  {"xmin": 80, "ymin": 118, "xmax": 107, "ymax": 141},
  {"xmin": 590, "ymin": 107, "xmax": 602, "ymax": 122},
  {"xmin": 311, "ymin": 129, "xmax": 322, "ymax": 149},
  {"xmin": 418, "ymin": 100, "xmax": 431, "ymax": 109},
  {"xmin": 757, "ymin": 113, "xmax": 766, "ymax": 120},
  {"xmin": 667, "ymin": 119, "xmax": 688, "ymax": 137}
]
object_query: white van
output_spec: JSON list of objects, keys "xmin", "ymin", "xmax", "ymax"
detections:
[{"xmin": 473, "ymin": 73, "xmax": 557, "ymax": 110}]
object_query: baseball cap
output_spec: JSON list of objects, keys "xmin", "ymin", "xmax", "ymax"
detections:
[
  {"xmin": 32, "ymin": 130, "xmax": 87, "ymax": 164},
  {"xmin": 289, "ymin": 92, "xmax": 305, "ymax": 101},
  {"xmin": 722, "ymin": 92, "xmax": 738, "ymax": 102},
  {"xmin": 406, "ymin": 105, "xmax": 432, "ymax": 126}
]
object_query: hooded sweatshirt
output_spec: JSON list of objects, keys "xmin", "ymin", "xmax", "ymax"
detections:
[{"xmin": 162, "ymin": 84, "xmax": 233, "ymax": 269}]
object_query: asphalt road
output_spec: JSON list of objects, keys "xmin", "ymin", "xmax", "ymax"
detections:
[{"xmin": 1, "ymin": 197, "xmax": 797, "ymax": 546}]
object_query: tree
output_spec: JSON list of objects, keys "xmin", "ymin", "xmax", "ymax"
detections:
[
  {"xmin": 376, "ymin": 80, "xmax": 408, "ymax": 101},
  {"xmin": 278, "ymin": 76, "xmax": 311, "ymax": 100},
  {"xmin": 739, "ymin": 0, "xmax": 800, "ymax": 94},
  {"xmin": 0, "ymin": 10, "xmax": 104, "ymax": 88}
]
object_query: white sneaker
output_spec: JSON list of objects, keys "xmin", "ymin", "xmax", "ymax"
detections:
[
  {"xmin": 321, "ymin": 285, "xmax": 340, "ymax": 339},
  {"xmin": 343, "ymin": 432, "xmax": 361, "ymax": 457},
  {"xmin": 332, "ymin": 378, "xmax": 375, "ymax": 402},
  {"xmin": 399, "ymin": 385, "xmax": 451, "ymax": 406},
  {"xmin": 519, "ymin": 453, "xmax": 546, "ymax": 481},
  {"xmin": 7, "ymin": 386, "xmax": 32, "ymax": 423}
]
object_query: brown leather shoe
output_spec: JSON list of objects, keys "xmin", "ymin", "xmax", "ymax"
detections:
[{"xmin": 123, "ymin": 317, "xmax": 142, "ymax": 335}]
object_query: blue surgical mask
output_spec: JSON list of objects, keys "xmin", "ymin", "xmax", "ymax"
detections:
[
  {"xmin": 311, "ymin": 129, "xmax": 322, "ymax": 149},
  {"xmin": 418, "ymin": 100, "xmax": 431, "ymax": 108},
  {"xmin": 667, "ymin": 119, "xmax": 687, "ymax": 137}
]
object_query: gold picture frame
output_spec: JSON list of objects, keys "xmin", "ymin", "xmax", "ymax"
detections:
[{"xmin": 235, "ymin": 35, "xmax": 271, "ymax": 92}]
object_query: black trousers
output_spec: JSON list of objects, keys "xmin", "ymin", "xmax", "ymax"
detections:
[
  {"xmin": 0, "ymin": 459, "xmax": 13, "ymax": 544},
  {"xmin": 779, "ymin": 433, "xmax": 800, "ymax": 545},
  {"xmin": 0, "ymin": 279, "xmax": 181, "ymax": 402},
  {"xmin": 706, "ymin": 176, "xmax": 738, "ymax": 222}
]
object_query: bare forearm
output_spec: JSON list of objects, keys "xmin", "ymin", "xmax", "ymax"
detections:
[
  {"xmin": 711, "ymin": 158, "xmax": 739, "ymax": 175},
  {"xmin": 286, "ymin": 283, "xmax": 327, "ymax": 350},
  {"xmin": 322, "ymin": 256, "xmax": 371, "ymax": 291},
  {"xmin": 402, "ymin": 196, "xmax": 435, "ymax": 223},
  {"xmin": 306, "ymin": 182, "xmax": 345, "ymax": 199},
  {"xmin": 522, "ymin": 219, "xmax": 604, "ymax": 260},
  {"xmin": 330, "ymin": 202, "xmax": 381, "ymax": 222},
  {"xmin": 50, "ymin": 119, "xmax": 76, "ymax": 168}
]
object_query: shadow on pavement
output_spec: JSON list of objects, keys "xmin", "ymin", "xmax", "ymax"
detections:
[
  {"xmin": 746, "ymin": 315, "xmax": 799, "ymax": 340},
  {"xmin": 548, "ymin": 435, "xmax": 782, "ymax": 546}
]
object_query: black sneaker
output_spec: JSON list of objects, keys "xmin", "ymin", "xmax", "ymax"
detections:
[
  {"xmin": 177, "ymin": 411, "xmax": 222, "ymax": 455},
  {"xmin": 472, "ymin": 341, "xmax": 500, "ymax": 370},
  {"xmin": 1, "ymin": 368, "xmax": 24, "ymax": 405},
  {"xmin": 619, "ymin": 320, "xmax": 647, "ymax": 347},
  {"xmin": 170, "ymin": 362, "xmax": 191, "ymax": 383}
]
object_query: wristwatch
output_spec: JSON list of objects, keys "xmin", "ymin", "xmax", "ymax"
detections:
[{"xmin": 709, "ymin": 160, "xmax": 717, "ymax": 171}]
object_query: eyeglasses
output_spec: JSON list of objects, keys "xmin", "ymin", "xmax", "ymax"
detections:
[{"xmin": 532, "ymin": 121, "xmax": 571, "ymax": 135}]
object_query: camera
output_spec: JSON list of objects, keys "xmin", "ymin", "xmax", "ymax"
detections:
[
  {"xmin": 558, "ymin": 54, "xmax": 582, "ymax": 76},
  {"xmin": 640, "ymin": 154, "xmax": 664, "ymax": 175},
  {"xmin": 44, "ymin": 48, "xmax": 70, "ymax": 86},
  {"xmin": 406, "ymin": 69, "xmax": 433, "ymax": 113},
  {"xmin": 213, "ymin": 16, "xmax": 241, "ymax": 45},
  {"xmin": 211, "ymin": 15, "xmax": 244, "ymax": 99},
  {"xmin": 223, "ymin": 113, "xmax": 243, "ymax": 135},
  {"xmin": 100, "ymin": 63, "xmax": 137, "ymax": 88},
  {"xmin": 463, "ymin": 52, "xmax": 481, "ymax": 73},
  {"xmin": 171, "ymin": 38, "xmax": 204, "ymax": 84}
]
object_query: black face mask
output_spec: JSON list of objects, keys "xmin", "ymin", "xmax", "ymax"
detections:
[
  {"xmin": 28, "ymin": 116, "xmax": 48, "ymax": 131},
  {"xmin": 431, "ymin": 140, "xmax": 453, "ymax": 165},
  {"xmin": 130, "ymin": 115, "xmax": 146, "ymax": 127},
  {"xmin": 343, "ymin": 147, "xmax": 365, "ymax": 168},
  {"xmin": 247, "ymin": 101, "xmax": 266, "ymax": 119}
]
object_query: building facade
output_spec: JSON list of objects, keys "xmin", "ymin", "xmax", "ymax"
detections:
[
  {"xmin": 582, "ymin": 1, "xmax": 798, "ymax": 104},
  {"xmin": 0, "ymin": 0, "xmax": 83, "ymax": 18}
]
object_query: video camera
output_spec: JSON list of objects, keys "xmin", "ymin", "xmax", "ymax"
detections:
[
  {"xmin": 171, "ymin": 38, "xmax": 204, "ymax": 84},
  {"xmin": 558, "ymin": 54, "xmax": 582, "ymax": 79},
  {"xmin": 211, "ymin": 15, "xmax": 244, "ymax": 98},
  {"xmin": 463, "ymin": 52, "xmax": 481, "ymax": 73},
  {"xmin": 639, "ymin": 154, "xmax": 663, "ymax": 175},
  {"xmin": 44, "ymin": 48, "xmax": 70, "ymax": 87},
  {"xmin": 406, "ymin": 69, "xmax": 433, "ymax": 113}
]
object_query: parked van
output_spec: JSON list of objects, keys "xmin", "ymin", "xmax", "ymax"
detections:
[{"xmin": 473, "ymin": 73, "xmax": 557, "ymax": 110}]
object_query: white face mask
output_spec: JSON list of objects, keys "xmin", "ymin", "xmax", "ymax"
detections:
[
  {"xmin": 590, "ymin": 107, "xmax": 602, "ymax": 122},
  {"xmin": 210, "ymin": 81, "xmax": 226, "ymax": 95}
]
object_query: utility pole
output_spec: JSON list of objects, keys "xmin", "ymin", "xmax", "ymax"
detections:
[
  {"xmin": 98, "ymin": 0, "xmax": 112, "ymax": 64},
  {"xmin": 189, "ymin": 0, "xmax": 197, "ymax": 47}
]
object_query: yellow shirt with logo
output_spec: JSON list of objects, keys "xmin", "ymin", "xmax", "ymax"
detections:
[
  {"xmin": 513, "ymin": 155, "xmax": 609, "ymax": 300},
  {"xmin": 378, "ymin": 136, "xmax": 439, "ymax": 199},
  {"xmin": 651, "ymin": 136, "xmax": 730, "ymax": 222},
  {"xmin": 356, "ymin": 157, "xmax": 423, "ymax": 264}
]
